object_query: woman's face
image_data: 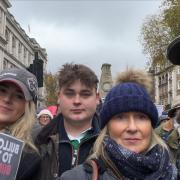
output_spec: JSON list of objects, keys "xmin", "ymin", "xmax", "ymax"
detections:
[
  {"xmin": 0, "ymin": 82, "xmax": 26, "ymax": 129},
  {"xmin": 39, "ymin": 114, "xmax": 51, "ymax": 126},
  {"xmin": 108, "ymin": 111, "xmax": 152, "ymax": 153}
]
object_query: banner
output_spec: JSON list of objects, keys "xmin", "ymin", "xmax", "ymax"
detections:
[{"xmin": 0, "ymin": 133, "xmax": 24, "ymax": 180}]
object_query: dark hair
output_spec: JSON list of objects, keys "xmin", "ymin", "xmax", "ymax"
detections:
[{"xmin": 58, "ymin": 63, "xmax": 99, "ymax": 89}]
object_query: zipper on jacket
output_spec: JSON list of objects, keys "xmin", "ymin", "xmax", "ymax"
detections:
[
  {"xmin": 60, "ymin": 140, "xmax": 74, "ymax": 169},
  {"xmin": 75, "ymin": 134, "xmax": 98, "ymax": 166}
]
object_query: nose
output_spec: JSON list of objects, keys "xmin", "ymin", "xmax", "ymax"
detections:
[
  {"xmin": 73, "ymin": 94, "xmax": 81, "ymax": 104},
  {"xmin": 127, "ymin": 117, "xmax": 137, "ymax": 132},
  {"xmin": 2, "ymin": 93, "xmax": 12, "ymax": 103}
]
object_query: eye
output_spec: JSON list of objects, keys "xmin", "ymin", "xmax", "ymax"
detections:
[
  {"xmin": 0, "ymin": 86, "xmax": 7, "ymax": 93},
  {"xmin": 15, "ymin": 93, "xmax": 25, "ymax": 100},
  {"xmin": 0, "ymin": 86, "xmax": 8, "ymax": 97},
  {"xmin": 64, "ymin": 91, "xmax": 75, "ymax": 97},
  {"xmin": 115, "ymin": 114, "xmax": 123, "ymax": 119},
  {"xmin": 136, "ymin": 113, "xmax": 149, "ymax": 120},
  {"xmin": 81, "ymin": 92, "xmax": 92, "ymax": 97},
  {"xmin": 12, "ymin": 90, "xmax": 25, "ymax": 100},
  {"xmin": 113, "ymin": 113, "xmax": 126, "ymax": 120}
]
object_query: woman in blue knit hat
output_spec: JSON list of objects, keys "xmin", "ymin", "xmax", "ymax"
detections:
[{"xmin": 60, "ymin": 68, "xmax": 177, "ymax": 180}]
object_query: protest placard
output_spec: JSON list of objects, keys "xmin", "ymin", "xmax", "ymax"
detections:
[{"xmin": 0, "ymin": 133, "xmax": 24, "ymax": 180}]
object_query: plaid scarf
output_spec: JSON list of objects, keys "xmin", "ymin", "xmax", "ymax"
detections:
[{"xmin": 104, "ymin": 137, "xmax": 177, "ymax": 180}]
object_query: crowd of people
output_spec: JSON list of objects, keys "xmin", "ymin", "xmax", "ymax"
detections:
[{"xmin": 0, "ymin": 36, "xmax": 180, "ymax": 179}]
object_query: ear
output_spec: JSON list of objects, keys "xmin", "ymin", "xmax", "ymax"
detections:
[
  {"xmin": 57, "ymin": 90, "xmax": 61, "ymax": 103},
  {"xmin": 96, "ymin": 92, "xmax": 100, "ymax": 105}
]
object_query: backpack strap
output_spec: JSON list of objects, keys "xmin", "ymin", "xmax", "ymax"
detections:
[
  {"xmin": 84, "ymin": 159, "xmax": 99, "ymax": 180},
  {"xmin": 84, "ymin": 158, "xmax": 107, "ymax": 180},
  {"xmin": 86, "ymin": 159, "xmax": 98, "ymax": 180}
]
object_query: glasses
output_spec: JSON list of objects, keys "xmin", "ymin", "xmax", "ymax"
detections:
[{"xmin": 40, "ymin": 115, "xmax": 51, "ymax": 119}]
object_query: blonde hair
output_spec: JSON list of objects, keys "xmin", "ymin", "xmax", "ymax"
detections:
[
  {"xmin": 9, "ymin": 101, "xmax": 37, "ymax": 151},
  {"xmin": 89, "ymin": 125, "xmax": 169, "ymax": 179}
]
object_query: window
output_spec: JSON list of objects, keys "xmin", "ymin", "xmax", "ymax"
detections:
[
  {"xmin": 24, "ymin": 47, "xmax": 27, "ymax": 58},
  {"xmin": 12, "ymin": 36, "xmax": 16, "ymax": 48},
  {"xmin": 5, "ymin": 29, "xmax": 9, "ymax": 42},
  {"xmin": 3, "ymin": 60, "xmax": 8, "ymax": 69},
  {"xmin": 178, "ymin": 67, "xmax": 180, "ymax": 74},
  {"xmin": 178, "ymin": 80, "xmax": 180, "ymax": 90},
  {"xmin": 18, "ymin": 42, "xmax": 22, "ymax": 53},
  {"xmin": 28, "ymin": 52, "xmax": 31, "ymax": 64},
  {"xmin": 0, "ymin": 8, "xmax": 2, "ymax": 24},
  {"xmin": 165, "ymin": 73, "xmax": 168, "ymax": 83},
  {"xmin": 159, "ymin": 77, "xmax": 161, "ymax": 85}
]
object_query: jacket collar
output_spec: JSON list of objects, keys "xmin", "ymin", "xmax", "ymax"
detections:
[
  {"xmin": 36, "ymin": 113, "xmax": 100, "ymax": 145},
  {"xmin": 59, "ymin": 113, "xmax": 100, "ymax": 141}
]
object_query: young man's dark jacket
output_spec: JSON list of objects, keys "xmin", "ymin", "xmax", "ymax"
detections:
[{"xmin": 35, "ymin": 113, "xmax": 100, "ymax": 180}]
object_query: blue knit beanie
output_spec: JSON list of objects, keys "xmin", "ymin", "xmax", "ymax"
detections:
[{"xmin": 100, "ymin": 82, "xmax": 158, "ymax": 129}]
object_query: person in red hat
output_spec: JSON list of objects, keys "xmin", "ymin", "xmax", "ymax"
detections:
[{"xmin": 37, "ymin": 109, "xmax": 53, "ymax": 126}]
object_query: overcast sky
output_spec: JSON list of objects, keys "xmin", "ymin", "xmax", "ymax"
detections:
[{"xmin": 9, "ymin": 0, "xmax": 161, "ymax": 78}]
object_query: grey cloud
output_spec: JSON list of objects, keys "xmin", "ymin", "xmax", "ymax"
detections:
[{"xmin": 9, "ymin": 0, "xmax": 161, "ymax": 79}]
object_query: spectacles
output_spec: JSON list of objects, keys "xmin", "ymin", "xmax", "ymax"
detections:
[{"xmin": 40, "ymin": 115, "xmax": 51, "ymax": 119}]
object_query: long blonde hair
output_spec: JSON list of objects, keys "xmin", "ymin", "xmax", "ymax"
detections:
[
  {"xmin": 9, "ymin": 101, "xmax": 37, "ymax": 151},
  {"xmin": 90, "ymin": 125, "xmax": 169, "ymax": 180}
]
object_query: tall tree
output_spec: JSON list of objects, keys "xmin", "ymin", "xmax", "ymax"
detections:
[
  {"xmin": 163, "ymin": 0, "xmax": 180, "ymax": 37},
  {"xmin": 140, "ymin": 0, "xmax": 180, "ymax": 67},
  {"xmin": 141, "ymin": 14, "xmax": 171, "ymax": 66},
  {"xmin": 44, "ymin": 72, "xmax": 58, "ymax": 106}
]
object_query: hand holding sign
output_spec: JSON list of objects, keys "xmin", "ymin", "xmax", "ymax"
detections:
[{"xmin": 0, "ymin": 133, "xmax": 24, "ymax": 180}]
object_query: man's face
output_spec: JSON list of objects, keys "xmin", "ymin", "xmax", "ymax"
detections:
[{"xmin": 58, "ymin": 80, "xmax": 99, "ymax": 125}]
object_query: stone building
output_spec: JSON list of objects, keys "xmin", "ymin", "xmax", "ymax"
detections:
[
  {"xmin": 152, "ymin": 60, "xmax": 180, "ymax": 110},
  {"xmin": 99, "ymin": 63, "xmax": 113, "ymax": 99},
  {"xmin": 0, "ymin": 0, "xmax": 47, "ymax": 107}
]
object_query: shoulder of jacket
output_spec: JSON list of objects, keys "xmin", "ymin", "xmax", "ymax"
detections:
[
  {"xmin": 35, "ymin": 114, "xmax": 62, "ymax": 145},
  {"xmin": 167, "ymin": 129, "xmax": 179, "ymax": 149},
  {"xmin": 60, "ymin": 165, "xmax": 88, "ymax": 180}
]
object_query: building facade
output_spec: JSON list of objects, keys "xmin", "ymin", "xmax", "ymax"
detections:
[
  {"xmin": 0, "ymin": 0, "xmax": 48, "ymax": 107},
  {"xmin": 152, "ymin": 60, "xmax": 180, "ymax": 110}
]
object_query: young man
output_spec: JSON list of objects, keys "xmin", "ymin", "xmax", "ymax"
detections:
[{"xmin": 36, "ymin": 63, "xmax": 100, "ymax": 180}]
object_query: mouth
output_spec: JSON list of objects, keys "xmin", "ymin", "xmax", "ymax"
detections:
[
  {"xmin": 71, "ymin": 109, "xmax": 84, "ymax": 113},
  {"xmin": 0, "ymin": 105, "xmax": 12, "ymax": 111},
  {"xmin": 124, "ymin": 138, "xmax": 141, "ymax": 143}
]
